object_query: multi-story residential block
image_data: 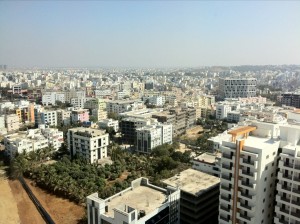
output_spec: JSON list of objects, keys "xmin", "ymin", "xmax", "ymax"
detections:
[
  {"xmin": 218, "ymin": 123, "xmax": 280, "ymax": 224},
  {"xmin": 56, "ymin": 110, "xmax": 71, "ymax": 126},
  {"xmin": 219, "ymin": 77, "xmax": 257, "ymax": 99},
  {"xmin": 136, "ymin": 123, "xmax": 172, "ymax": 153},
  {"xmin": 107, "ymin": 100, "xmax": 145, "ymax": 115},
  {"xmin": 4, "ymin": 127, "xmax": 61, "ymax": 157},
  {"xmin": 216, "ymin": 104, "xmax": 232, "ymax": 120},
  {"xmin": 227, "ymin": 111, "xmax": 241, "ymax": 123},
  {"xmin": 170, "ymin": 108, "xmax": 186, "ymax": 136},
  {"xmin": 183, "ymin": 107, "xmax": 196, "ymax": 128},
  {"xmin": 281, "ymin": 92, "xmax": 300, "ymax": 108},
  {"xmin": 35, "ymin": 110, "xmax": 58, "ymax": 127},
  {"xmin": 40, "ymin": 126, "xmax": 64, "ymax": 150},
  {"xmin": 70, "ymin": 97, "xmax": 91, "ymax": 108},
  {"xmin": 5, "ymin": 114, "xmax": 20, "ymax": 132},
  {"xmin": 71, "ymin": 109, "xmax": 89, "ymax": 124},
  {"xmin": 162, "ymin": 169, "xmax": 220, "ymax": 224},
  {"xmin": 42, "ymin": 91, "xmax": 65, "ymax": 106},
  {"xmin": 16, "ymin": 103, "xmax": 35, "ymax": 123},
  {"xmin": 98, "ymin": 119, "xmax": 119, "ymax": 132},
  {"xmin": 192, "ymin": 152, "xmax": 221, "ymax": 177},
  {"xmin": 120, "ymin": 117, "xmax": 157, "ymax": 145},
  {"xmin": 87, "ymin": 177, "xmax": 180, "ymax": 224},
  {"xmin": 274, "ymin": 124, "xmax": 300, "ymax": 224},
  {"xmin": 67, "ymin": 127, "xmax": 109, "ymax": 163}
]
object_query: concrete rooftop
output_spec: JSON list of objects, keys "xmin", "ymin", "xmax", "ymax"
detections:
[
  {"xmin": 105, "ymin": 186, "xmax": 167, "ymax": 218},
  {"xmin": 162, "ymin": 168, "xmax": 220, "ymax": 197}
]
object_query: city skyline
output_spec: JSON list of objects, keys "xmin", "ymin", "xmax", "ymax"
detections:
[{"xmin": 0, "ymin": 1, "xmax": 300, "ymax": 68}]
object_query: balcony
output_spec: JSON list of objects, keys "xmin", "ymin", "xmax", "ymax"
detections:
[
  {"xmin": 242, "ymin": 158, "xmax": 254, "ymax": 165},
  {"xmin": 222, "ymin": 164, "xmax": 232, "ymax": 171},
  {"xmin": 274, "ymin": 217, "xmax": 289, "ymax": 224},
  {"xmin": 293, "ymin": 188, "xmax": 300, "ymax": 194},
  {"xmin": 291, "ymin": 211, "xmax": 300, "ymax": 220},
  {"xmin": 291, "ymin": 199, "xmax": 300, "ymax": 207},
  {"xmin": 221, "ymin": 185, "xmax": 231, "ymax": 192},
  {"xmin": 238, "ymin": 213, "xmax": 251, "ymax": 221},
  {"xmin": 239, "ymin": 191, "xmax": 254, "ymax": 200},
  {"xmin": 240, "ymin": 169, "xmax": 257, "ymax": 180},
  {"xmin": 238, "ymin": 201, "xmax": 255, "ymax": 213},
  {"xmin": 219, "ymin": 215, "xmax": 230, "ymax": 222},
  {"xmin": 222, "ymin": 174, "xmax": 232, "ymax": 181},
  {"xmin": 280, "ymin": 207, "xmax": 289, "ymax": 214},
  {"xmin": 223, "ymin": 153, "xmax": 233, "ymax": 160},
  {"xmin": 241, "ymin": 180, "xmax": 255, "ymax": 189},
  {"xmin": 220, "ymin": 205, "xmax": 231, "ymax": 213},
  {"xmin": 220, "ymin": 195, "xmax": 231, "ymax": 203}
]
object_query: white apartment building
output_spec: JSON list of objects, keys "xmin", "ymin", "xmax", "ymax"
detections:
[
  {"xmin": 42, "ymin": 92, "xmax": 65, "ymax": 106},
  {"xmin": 98, "ymin": 119, "xmax": 119, "ymax": 132},
  {"xmin": 41, "ymin": 110, "xmax": 57, "ymax": 126},
  {"xmin": 40, "ymin": 126, "xmax": 64, "ymax": 150},
  {"xmin": 67, "ymin": 127, "xmax": 109, "ymax": 163},
  {"xmin": 5, "ymin": 114, "xmax": 20, "ymax": 132},
  {"xmin": 94, "ymin": 89, "xmax": 111, "ymax": 98},
  {"xmin": 274, "ymin": 124, "xmax": 300, "ymax": 224},
  {"xmin": 192, "ymin": 152, "xmax": 221, "ymax": 177},
  {"xmin": 219, "ymin": 122, "xmax": 280, "ymax": 224},
  {"xmin": 136, "ymin": 123, "xmax": 172, "ymax": 154},
  {"xmin": 4, "ymin": 128, "xmax": 59, "ymax": 157},
  {"xmin": 216, "ymin": 104, "xmax": 232, "ymax": 120},
  {"xmin": 107, "ymin": 100, "xmax": 145, "ymax": 115},
  {"xmin": 219, "ymin": 77, "xmax": 257, "ymax": 99},
  {"xmin": 87, "ymin": 177, "xmax": 180, "ymax": 224}
]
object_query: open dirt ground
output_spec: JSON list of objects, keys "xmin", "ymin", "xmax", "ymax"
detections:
[
  {"xmin": 25, "ymin": 179, "xmax": 85, "ymax": 224},
  {"xmin": 182, "ymin": 125, "xmax": 203, "ymax": 140},
  {"xmin": 8, "ymin": 179, "xmax": 45, "ymax": 224},
  {"xmin": 0, "ymin": 177, "xmax": 21, "ymax": 224}
]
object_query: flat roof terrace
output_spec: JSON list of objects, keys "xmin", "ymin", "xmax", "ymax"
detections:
[
  {"xmin": 162, "ymin": 169, "xmax": 220, "ymax": 197},
  {"xmin": 105, "ymin": 185, "xmax": 167, "ymax": 218}
]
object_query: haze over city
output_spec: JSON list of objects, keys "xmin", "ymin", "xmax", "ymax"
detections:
[{"xmin": 1, "ymin": 1, "xmax": 300, "ymax": 68}]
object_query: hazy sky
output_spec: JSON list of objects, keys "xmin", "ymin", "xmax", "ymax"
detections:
[{"xmin": 0, "ymin": 1, "xmax": 299, "ymax": 68}]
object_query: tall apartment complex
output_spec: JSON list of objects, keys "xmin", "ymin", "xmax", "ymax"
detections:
[
  {"xmin": 219, "ymin": 77, "xmax": 257, "ymax": 99},
  {"xmin": 219, "ymin": 122, "xmax": 280, "ymax": 224},
  {"xmin": 274, "ymin": 124, "xmax": 300, "ymax": 224}
]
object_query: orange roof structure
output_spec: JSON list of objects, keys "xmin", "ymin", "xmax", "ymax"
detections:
[{"xmin": 228, "ymin": 126, "xmax": 257, "ymax": 142}]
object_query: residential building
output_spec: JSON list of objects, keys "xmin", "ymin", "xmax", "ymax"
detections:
[
  {"xmin": 98, "ymin": 119, "xmax": 119, "ymax": 132},
  {"xmin": 192, "ymin": 152, "xmax": 221, "ymax": 177},
  {"xmin": 68, "ymin": 127, "xmax": 109, "ymax": 163},
  {"xmin": 42, "ymin": 91, "xmax": 65, "ymax": 106},
  {"xmin": 274, "ymin": 124, "xmax": 300, "ymax": 224},
  {"xmin": 5, "ymin": 114, "xmax": 20, "ymax": 132},
  {"xmin": 87, "ymin": 177, "xmax": 180, "ymax": 224},
  {"xmin": 36, "ymin": 110, "xmax": 57, "ymax": 127},
  {"xmin": 219, "ymin": 77, "xmax": 257, "ymax": 99},
  {"xmin": 218, "ymin": 123, "xmax": 280, "ymax": 224},
  {"xmin": 4, "ymin": 127, "xmax": 62, "ymax": 157},
  {"xmin": 57, "ymin": 110, "xmax": 71, "ymax": 126},
  {"xmin": 136, "ymin": 123, "xmax": 172, "ymax": 153},
  {"xmin": 120, "ymin": 117, "xmax": 157, "ymax": 145},
  {"xmin": 162, "ymin": 169, "xmax": 220, "ymax": 224},
  {"xmin": 107, "ymin": 100, "xmax": 145, "ymax": 115},
  {"xmin": 71, "ymin": 109, "xmax": 89, "ymax": 124},
  {"xmin": 281, "ymin": 92, "xmax": 300, "ymax": 108}
]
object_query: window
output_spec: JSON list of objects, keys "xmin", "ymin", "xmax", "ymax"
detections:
[
  {"xmin": 266, "ymin": 155, "xmax": 269, "ymax": 159},
  {"xmin": 265, "ymin": 177, "xmax": 267, "ymax": 181},
  {"xmin": 262, "ymin": 209, "xmax": 264, "ymax": 213},
  {"xmin": 264, "ymin": 188, "xmax": 266, "ymax": 192}
]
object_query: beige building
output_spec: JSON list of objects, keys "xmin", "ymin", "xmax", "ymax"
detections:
[{"xmin": 5, "ymin": 114, "xmax": 20, "ymax": 132}]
